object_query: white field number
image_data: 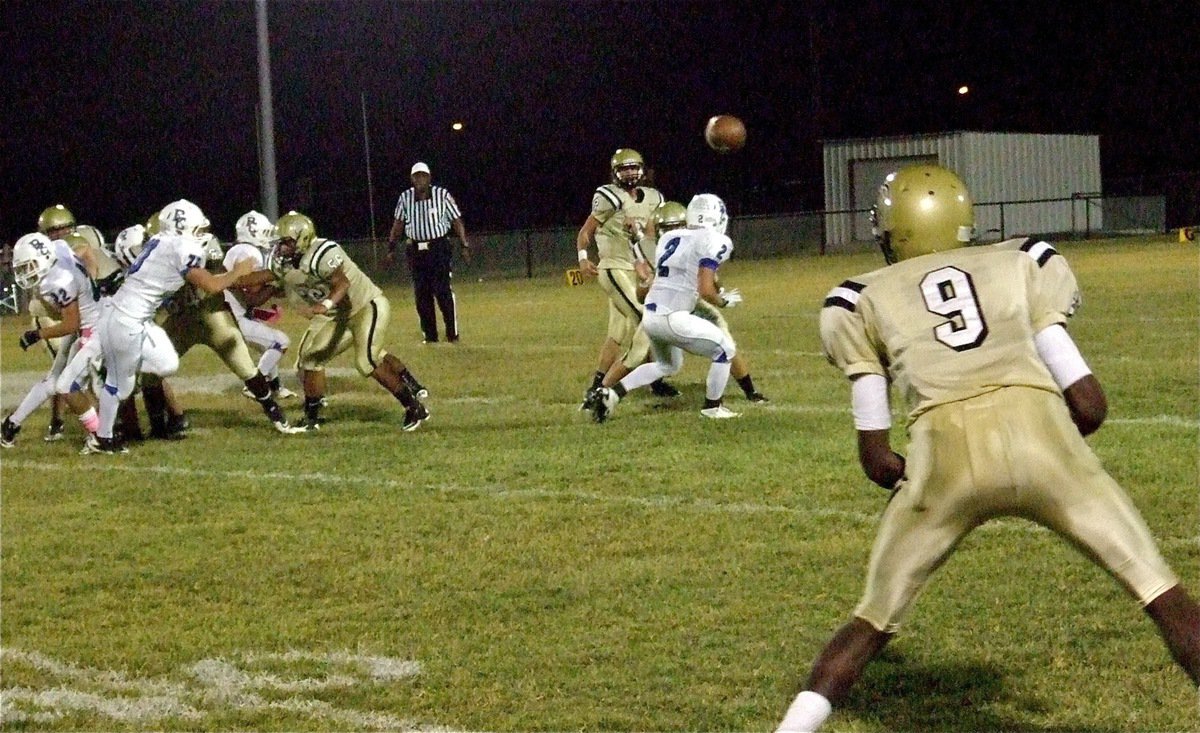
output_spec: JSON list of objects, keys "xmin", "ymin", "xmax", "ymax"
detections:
[{"xmin": 0, "ymin": 648, "xmax": 440, "ymax": 731}]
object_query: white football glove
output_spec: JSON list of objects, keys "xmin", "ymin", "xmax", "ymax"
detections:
[{"xmin": 719, "ymin": 287, "xmax": 743, "ymax": 308}]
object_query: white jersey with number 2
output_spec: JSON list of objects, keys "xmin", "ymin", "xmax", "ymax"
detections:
[{"xmin": 644, "ymin": 227, "xmax": 733, "ymax": 315}]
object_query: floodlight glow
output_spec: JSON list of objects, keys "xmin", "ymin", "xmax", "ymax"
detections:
[
  {"xmin": 451, "ymin": 122, "xmax": 464, "ymax": 131},
  {"xmin": 957, "ymin": 85, "xmax": 970, "ymax": 95}
]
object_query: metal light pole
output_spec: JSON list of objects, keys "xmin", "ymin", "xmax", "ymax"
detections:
[
  {"xmin": 255, "ymin": 0, "xmax": 279, "ymax": 220},
  {"xmin": 362, "ymin": 92, "xmax": 379, "ymax": 260}
]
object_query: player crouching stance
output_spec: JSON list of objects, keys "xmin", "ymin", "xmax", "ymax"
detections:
[{"xmin": 248, "ymin": 212, "xmax": 429, "ymax": 431}]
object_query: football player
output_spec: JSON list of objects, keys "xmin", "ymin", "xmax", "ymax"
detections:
[
  {"xmin": 118, "ymin": 210, "xmax": 306, "ymax": 440},
  {"xmin": 776, "ymin": 165, "xmax": 1200, "ymax": 732},
  {"xmin": 223, "ymin": 211, "xmax": 296, "ymax": 400},
  {"xmin": 245, "ymin": 211, "xmax": 429, "ymax": 431},
  {"xmin": 584, "ymin": 194, "xmax": 743, "ymax": 422},
  {"xmin": 89, "ymin": 200, "xmax": 272, "ymax": 454},
  {"xmin": 574, "ymin": 148, "xmax": 678, "ymax": 402},
  {"xmin": 596, "ymin": 200, "xmax": 768, "ymax": 402},
  {"xmin": 2, "ymin": 232, "xmax": 104, "ymax": 447},
  {"xmin": 28, "ymin": 204, "xmax": 123, "ymax": 441}
]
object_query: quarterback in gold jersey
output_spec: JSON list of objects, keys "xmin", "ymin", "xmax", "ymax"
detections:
[
  {"xmin": 574, "ymin": 148, "xmax": 677, "ymax": 399},
  {"xmin": 776, "ymin": 165, "xmax": 1199, "ymax": 733},
  {"xmin": 253, "ymin": 212, "xmax": 429, "ymax": 431}
]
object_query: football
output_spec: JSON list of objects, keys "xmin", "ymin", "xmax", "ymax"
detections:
[{"xmin": 704, "ymin": 114, "xmax": 746, "ymax": 153}]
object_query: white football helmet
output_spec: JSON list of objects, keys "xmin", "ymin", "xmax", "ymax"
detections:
[
  {"xmin": 686, "ymin": 193, "xmax": 728, "ymax": 235},
  {"xmin": 235, "ymin": 210, "xmax": 276, "ymax": 251},
  {"xmin": 200, "ymin": 233, "xmax": 223, "ymax": 262},
  {"xmin": 13, "ymin": 232, "xmax": 58, "ymax": 289},
  {"xmin": 114, "ymin": 224, "xmax": 147, "ymax": 269},
  {"xmin": 157, "ymin": 199, "xmax": 210, "ymax": 240}
]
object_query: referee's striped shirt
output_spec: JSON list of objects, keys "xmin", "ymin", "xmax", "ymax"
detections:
[{"xmin": 393, "ymin": 186, "xmax": 462, "ymax": 242}]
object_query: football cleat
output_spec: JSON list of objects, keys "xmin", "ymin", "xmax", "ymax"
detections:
[
  {"xmin": 1, "ymin": 417, "xmax": 20, "ymax": 448},
  {"xmin": 402, "ymin": 402, "xmax": 430, "ymax": 432},
  {"xmin": 274, "ymin": 386, "xmax": 298, "ymax": 400},
  {"xmin": 700, "ymin": 405, "xmax": 741, "ymax": 419},
  {"xmin": 747, "ymin": 392, "xmax": 769, "ymax": 403},
  {"xmin": 272, "ymin": 420, "xmax": 309, "ymax": 435},
  {"xmin": 584, "ymin": 387, "xmax": 619, "ymax": 424},
  {"xmin": 649, "ymin": 379, "xmax": 680, "ymax": 398},
  {"xmin": 80, "ymin": 434, "xmax": 129, "ymax": 455},
  {"xmin": 44, "ymin": 418, "xmax": 66, "ymax": 442}
]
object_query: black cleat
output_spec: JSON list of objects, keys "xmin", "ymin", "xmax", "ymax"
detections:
[
  {"xmin": 1, "ymin": 417, "xmax": 20, "ymax": 448},
  {"xmin": 402, "ymin": 402, "xmax": 430, "ymax": 432},
  {"xmin": 44, "ymin": 418, "xmax": 66, "ymax": 442},
  {"xmin": 80, "ymin": 434, "xmax": 128, "ymax": 455},
  {"xmin": 649, "ymin": 379, "xmax": 680, "ymax": 397},
  {"xmin": 583, "ymin": 387, "xmax": 618, "ymax": 424},
  {"xmin": 747, "ymin": 392, "xmax": 769, "ymax": 403}
]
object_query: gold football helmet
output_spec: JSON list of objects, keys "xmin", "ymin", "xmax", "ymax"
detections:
[
  {"xmin": 37, "ymin": 204, "xmax": 76, "ymax": 236},
  {"xmin": 652, "ymin": 201, "xmax": 687, "ymax": 234},
  {"xmin": 872, "ymin": 165, "xmax": 975, "ymax": 264},
  {"xmin": 610, "ymin": 148, "xmax": 644, "ymax": 188},
  {"xmin": 273, "ymin": 211, "xmax": 317, "ymax": 264}
]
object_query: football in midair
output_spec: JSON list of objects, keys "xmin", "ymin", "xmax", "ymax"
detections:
[{"xmin": 704, "ymin": 114, "xmax": 747, "ymax": 153}]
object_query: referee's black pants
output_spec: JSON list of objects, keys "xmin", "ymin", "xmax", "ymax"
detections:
[{"xmin": 406, "ymin": 237, "xmax": 458, "ymax": 343}]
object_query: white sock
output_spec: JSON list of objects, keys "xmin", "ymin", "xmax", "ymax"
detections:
[{"xmin": 777, "ymin": 690, "xmax": 831, "ymax": 733}]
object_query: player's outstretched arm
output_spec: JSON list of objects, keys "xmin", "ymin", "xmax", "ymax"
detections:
[{"xmin": 186, "ymin": 258, "xmax": 255, "ymax": 294}]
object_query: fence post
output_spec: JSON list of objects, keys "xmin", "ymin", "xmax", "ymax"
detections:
[{"xmin": 525, "ymin": 230, "xmax": 533, "ymax": 279}]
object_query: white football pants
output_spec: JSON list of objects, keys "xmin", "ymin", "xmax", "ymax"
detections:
[{"xmin": 620, "ymin": 310, "xmax": 737, "ymax": 401}]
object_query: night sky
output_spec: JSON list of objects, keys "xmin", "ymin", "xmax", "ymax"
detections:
[{"xmin": 3, "ymin": 0, "xmax": 1196, "ymax": 243}]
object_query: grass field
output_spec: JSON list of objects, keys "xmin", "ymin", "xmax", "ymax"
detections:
[{"xmin": 1, "ymin": 235, "xmax": 1197, "ymax": 731}]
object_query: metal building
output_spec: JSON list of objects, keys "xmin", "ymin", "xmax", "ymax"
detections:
[{"xmin": 822, "ymin": 132, "xmax": 1102, "ymax": 248}]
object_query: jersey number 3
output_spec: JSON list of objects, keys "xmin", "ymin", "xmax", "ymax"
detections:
[{"xmin": 920, "ymin": 266, "xmax": 988, "ymax": 351}]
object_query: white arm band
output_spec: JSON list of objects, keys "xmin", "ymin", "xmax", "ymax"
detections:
[
  {"xmin": 577, "ymin": 249, "xmax": 589, "ymax": 262},
  {"xmin": 1034, "ymin": 324, "xmax": 1092, "ymax": 389},
  {"xmin": 851, "ymin": 373, "xmax": 891, "ymax": 430}
]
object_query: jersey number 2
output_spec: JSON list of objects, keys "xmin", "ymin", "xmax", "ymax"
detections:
[{"xmin": 920, "ymin": 266, "xmax": 988, "ymax": 351}]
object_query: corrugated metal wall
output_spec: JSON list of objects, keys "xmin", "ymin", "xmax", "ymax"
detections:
[{"xmin": 823, "ymin": 132, "xmax": 1102, "ymax": 249}]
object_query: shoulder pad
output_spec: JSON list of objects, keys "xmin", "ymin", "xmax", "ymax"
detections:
[{"xmin": 823, "ymin": 279, "xmax": 866, "ymax": 312}]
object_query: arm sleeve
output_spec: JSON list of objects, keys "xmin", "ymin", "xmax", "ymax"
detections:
[
  {"xmin": 851, "ymin": 373, "xmax": 892, "ymax": 430},
  {"xmin": 1034, "ymin": 323, "xmax": 1092, "ymax": 389}
]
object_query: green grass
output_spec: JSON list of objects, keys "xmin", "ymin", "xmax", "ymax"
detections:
[{"xmin": 1, "ymin": 235, "xmax": 1197, "ymax": 731}]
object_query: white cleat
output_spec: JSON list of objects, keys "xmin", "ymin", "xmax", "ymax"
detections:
[
  {"xmin": 700, "ymin": 405, "xmax": 741, "ymax": 419},
  {"xmin": 274, "ymin": 386, "xmax": 298, "ymax": 400},
  {"xmin": 273, "ymin": 420, "xmax": 309, "ymax": 435}
]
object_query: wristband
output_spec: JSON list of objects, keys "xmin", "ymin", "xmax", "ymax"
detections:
[
  {"xmin": 320, "ymin": 298, "xmax": 335, "ymax": 311},
  {"xmin": 577, "ymin": 249, "xmax": 589, "ymax": 262}
]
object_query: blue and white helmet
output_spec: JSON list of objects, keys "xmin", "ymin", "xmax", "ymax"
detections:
[
  {"xmin": 157, "ymin": 199, "xmax": 210, "ymax": 241},
  {"xmin": 685, "ymin": 193, "xmax": 728, "ymax": 235},
  {"xmin": 113, "ymin": 224, "xmax": 147, "ymax": 269},
  {"xmin": 12, "ymin": 232, "xmax": 57, "ymax": 289},
  {"xmin": 235, "ymin": 210, "xmax": 276, "ymax": 252}
]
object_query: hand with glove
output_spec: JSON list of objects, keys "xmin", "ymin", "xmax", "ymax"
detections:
[
  {"xmin": 19, "ymin": 329, "xmax": 42, "ymax": 350},
  {"xmin": 719, "ymin": 287, "xmax": 743, "ymax": 308}
]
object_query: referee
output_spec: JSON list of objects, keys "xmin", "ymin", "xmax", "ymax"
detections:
[{"xmin": 387, "ymin": 162, "xmax": 471, "ymax": 343}]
